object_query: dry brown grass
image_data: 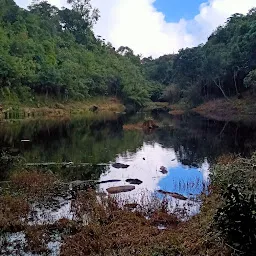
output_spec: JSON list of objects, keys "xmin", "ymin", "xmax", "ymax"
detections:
[
  {"xmin": 3, "ymin": 97, "xmax": 125, "ymax": 120},
  {"xmin": 169, "ymin": 109, "xmax": 185, "ymax": 115},
  {"xmin": 60, "ymin": 191, "xmax": 180, "ymax": 256},
  {"xmin": 24, "ymin": 226, "xmax": 50, "ymax": 254},
  {"xmin": 60, "ymin": 190, "xmax": 231, "ymax": 256},
  {"xmin": 123, "ymin": 120, "xmax": 159, "ymax": 132},
  {"xmin": 0, "ymin": 170, "xmax": 231, "ymax": 256},
  {"xmin": 10, "ymin": 170, "xmax": 58, "ymax": 197},
  {"xmin": 123, "ymin": 122, "xmax": 144, "ymax": 131},
  {"xmin": 167, "ymin": 193, "xmax": 231, "ymax": 256},
  {"xmin": 0, "ymin": 195, "xmax": 29, "ymax": 232},
  {"xmin": 216, "ymin": 153, "xmax": 237, "ymax": 165}
]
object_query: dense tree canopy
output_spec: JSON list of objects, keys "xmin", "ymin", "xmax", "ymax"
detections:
[
  {"xmin": 143, "ymin": 8, "xmax": 256, "ymax": 105},
  {"xmin": 0, "ymin": 0, "xmax": 160, "ymax": 107},
  {"xmin": 1, "ymin": 1, "xmax": 256, "ymax": 108}
]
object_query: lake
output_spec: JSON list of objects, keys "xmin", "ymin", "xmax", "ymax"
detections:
[{"xmin": 1, "ymin": 111, "xmax": 256, "ymax": 220}]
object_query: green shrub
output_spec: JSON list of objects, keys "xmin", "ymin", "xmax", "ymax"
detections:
[{"xmin": 215, "ymin": 184, "xmax": 256, "ymax": 255}]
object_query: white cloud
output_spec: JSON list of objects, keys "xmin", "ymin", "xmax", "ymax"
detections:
[{"xmin": 16, "ymin": 0, "xmax": 256, "ymax": 57}]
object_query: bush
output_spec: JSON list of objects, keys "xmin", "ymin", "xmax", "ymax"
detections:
[
  {"xmin": 244, "ymin": 69, "xmax": 256, "ymax": 94},
  {"xmin": 215, "ymin": 185, "xmax": 256, "ymax": 255},
  {"xmin": 212, "ymin": 154, "xmax": 256, "ymax": 255}
]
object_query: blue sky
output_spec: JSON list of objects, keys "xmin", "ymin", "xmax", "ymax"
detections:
[{"xmin": 154, "ymin": 0, "xmax": 205, "ymax": 22}]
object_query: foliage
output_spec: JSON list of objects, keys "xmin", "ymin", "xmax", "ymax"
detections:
[
  {"xmin": 212, "ymin": 154, "xmax": 256, "ymax": 255},
  {"xmin": 143, "ymin": 8, "xmax": 256, "ymax": 104},
  {"xmin": 215, "ymin": 185, "xmax": 256, "ymax": 255},
  {"xmin": 244, "ymin": 69, "xmax": 256, "ymax": 93},
  {"xmin": 0, "ymin": 0, "xmax": 157, "ymax": 107},
  {"xmin": 161, "ymin": 84, "xmax": 181, "ymax": 104}
]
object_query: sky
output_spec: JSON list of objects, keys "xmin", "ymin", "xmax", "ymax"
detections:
[{"xmin": 16, "ymin": 0, "xmax": 256, "ymax": 57}]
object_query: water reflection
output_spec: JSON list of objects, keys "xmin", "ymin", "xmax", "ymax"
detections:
[
  {"xmin": 99, "ymin": 142, "xmax": 209, "ymax": 215},
  {"xmin": 1, "ymin": 112, "xmax": 256, "ymax": 214}
]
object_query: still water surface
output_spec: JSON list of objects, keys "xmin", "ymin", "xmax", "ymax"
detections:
[{"xmin": 1, "ymin": 111, "xmax": 256, "ymax": 218}]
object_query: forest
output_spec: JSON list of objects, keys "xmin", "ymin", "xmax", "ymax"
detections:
[
  {"xmin": 0, "ymin": 0, "xmax": 161, "ymax": 108},
  {"xmin": 143, "ymin": 8, "xmax": 256, "ymax": 106},
  {"xmin": 0, "ymin": 0, "xmax": 256, "ymax": 109}
]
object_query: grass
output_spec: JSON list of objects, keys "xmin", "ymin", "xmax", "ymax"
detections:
[
  {"xmin": 0, "ymin": 96, "xmax": 125, "ymax": 120},
  {"xmin": 143, "ymin": 102, "xmax": 170, "ymax": 111}
]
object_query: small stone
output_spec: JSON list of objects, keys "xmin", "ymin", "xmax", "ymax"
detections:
[
  {"xmin": 126, "ymin": 179, "xmax": 143, "ymax": 185},
  {"xmin": 112, "ymin": 163, "xmax": 130, "ymax": 169},
  {"xmin": 160, "ymin": 166, "xmax": 168, "ymax": 174},
  {"xmin": 106, "ymin": 185, "xmax": 135, "ymax": 194}
]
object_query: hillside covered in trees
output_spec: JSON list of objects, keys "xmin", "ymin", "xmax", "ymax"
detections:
[
  {"xmin": 1, "ymin": 0, "xmax": 256, "ymax": 110},
  {"xmin": 0, "ymin": 0, "xmax": 161, "ymax": 107},
  {"xmin": 143, "ymin": 8, "xmax": 256, "ymax": 106}
]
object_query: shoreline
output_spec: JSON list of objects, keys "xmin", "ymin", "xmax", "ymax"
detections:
[
  {"xmin": 193, "ymin": 96, "xmax": 256, "ymax": 123},
  {"xmin": 0, "ymin": 97, "xmax": 125, "ymax": 119}
]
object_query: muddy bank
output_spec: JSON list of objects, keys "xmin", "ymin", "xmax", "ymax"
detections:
[{"xmin": 193, "ymin": 96, "xmax": 256, "ymax": 123}]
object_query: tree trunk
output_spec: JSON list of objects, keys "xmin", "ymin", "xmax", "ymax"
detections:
[
  {"xmin": 213, "ymin": 79, "xmax": 230, "ymax": 101},
  {"xmin": 233, "ymin": 70, "xmax": 239, "ymax": 96}
]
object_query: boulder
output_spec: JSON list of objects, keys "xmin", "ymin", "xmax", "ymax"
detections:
[
  {"xmin": 107, "ymin": 185, "xmax": 135, "ymax": 194},
  {"xmin": 126, "ymin": 178, "xmax": 143, "ymax": 185},
  {"xmin": 112, "ymin": 163, "xmax": 130, "ymax": 169}
]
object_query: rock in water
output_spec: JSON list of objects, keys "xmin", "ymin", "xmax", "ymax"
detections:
[
  {"xmin": 97, "ymin": 179, "xmax": 121, "ymax": 184},
  {"xmin": 160, "ymin": 166, "xmax": 168, "ymax": 174},
  {"xmin": 157, "ymin": 190, "xmax": 188, "ymax": 200},
  {"xmin": 107, "ymin": 185, "xmax": 135, "ymax": 194},
  {"xmin": 112, "ymin": 163, "xmax": 130, "ymax": 169},
  {"xmin": 126, "ymin": 178, "xmax": 143, "ymax": 185}
]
